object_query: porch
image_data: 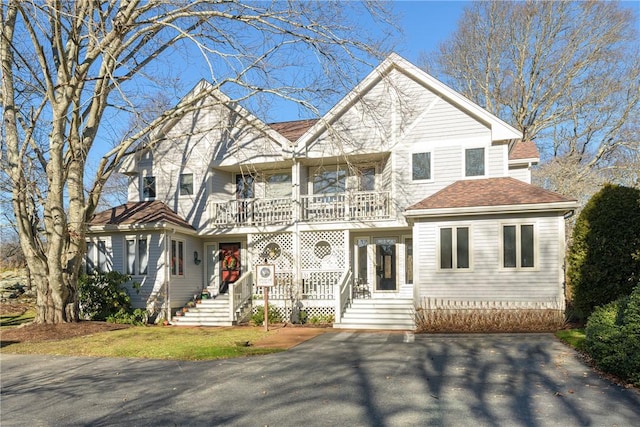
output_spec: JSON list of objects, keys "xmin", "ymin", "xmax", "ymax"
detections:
[{"xmin": 172, "ymin": 270, "xmax": 416, "ymax": 330}]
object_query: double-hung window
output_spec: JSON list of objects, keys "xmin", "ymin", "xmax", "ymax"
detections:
[
  {"xmin": 86, "ymin": 240, "xmax": 109, "ymax": 273},
  {"xmin": 502, "ymin": 224, "xmax": 535, "ymax": 269},
  {"xmin": 465, "ymin": 148, "xmax": 485, "ymax": 177},
  {"xmin": 125, "ymin": 236, "xmax": 148, "ymax": 276},
  {"xmin": 142, "ymin": 176, "xmax": 156, "ymax": 199},
  {"xmin": 171, "ymin": 239, "xmax": 184, "ymax": 277},
  {"xmin": 439, "ymin": 226, "xmax": 470, "ymax": 269},
  {"xmin": 179, "ymin": 173, "xmax": 193, "ymax": 196},
  {"xmin": 412, "ymin": 152, "xmax": 431, "ymax": 181}
]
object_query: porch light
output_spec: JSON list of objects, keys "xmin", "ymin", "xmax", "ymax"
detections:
[{"xmin": 194, "ymin": 251, "xmax": 201, "ymax": 265}]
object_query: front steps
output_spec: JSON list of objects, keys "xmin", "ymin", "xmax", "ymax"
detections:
[
  {"xmin": 172, "ymin": 294, "xmax": 234, "ymax": 327},
  {"xmin": 334, "ymin": 298, "xmax": 415, "ymax": 330}
]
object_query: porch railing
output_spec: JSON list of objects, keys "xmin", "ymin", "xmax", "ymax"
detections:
[
  {"xmin": 301, "ymin": 191, "xmax": 390, "ymax": 222},
  {"xmin": 210, "ymin": 197, "xmax": 293, "ymax": 226},
  {"xmin": 229, "ymin": 270, "xmax": 253, "ymax": 322},
  {"xmin": 334, "ymin": 270, "xmax": 353, "ymax": 324}
]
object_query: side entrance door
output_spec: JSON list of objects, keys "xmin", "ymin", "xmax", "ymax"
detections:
[{"xmin": 374, "ymin": 238, "xmax": 397, "ymax": 291}]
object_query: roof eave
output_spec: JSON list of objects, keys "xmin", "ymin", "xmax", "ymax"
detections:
[
  {"xmin": 87, "ymin": 222, "xmax": 197, "ymax": 235},
  {"xmin": 404, "ymin": 201, "xmax": 579, "ymax": 219}
]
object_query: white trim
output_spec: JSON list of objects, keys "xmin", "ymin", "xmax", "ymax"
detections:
[
  {"xmin": 404, "ymin": 201, "xmax": 579, "ymax": 218},
  {"xmin": 463, "ymin": 146, "xmax": 487, "ymax": 178},
  {"xmin": 88, "ymin": 222, "xmax": 197, "ymax": 236},
  {"xmin": 178, "ymin": 172, "xmax": 195, "ymax": 198},
  {"xmin": 123, "ymin": 234, "xmax": 150, "ymax": 277},
  {"xmin": 170, "ymin": 238, "xmax": 186, "ymax": 278}
]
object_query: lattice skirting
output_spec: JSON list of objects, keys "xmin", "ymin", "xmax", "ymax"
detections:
[{"xmin": 252, "ymin": 302, "xmax": 335, "ymax": 320}]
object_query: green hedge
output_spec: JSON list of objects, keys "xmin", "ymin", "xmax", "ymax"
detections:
[
  {"xmin": 585, "ymin": 282, "xmax": 640, "ymax": 387},
  {"xmin": 567, "ymin": 184, "xmax": 640, "ymax": 321}
]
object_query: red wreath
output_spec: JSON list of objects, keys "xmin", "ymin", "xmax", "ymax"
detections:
[{"xmin": 222, "ymin": 254, "xmax": 238, "ymax": 271}]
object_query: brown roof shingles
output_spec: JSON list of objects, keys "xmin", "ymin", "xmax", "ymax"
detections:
[
  {"xmin": 268, "ymin": 119, "xmax": 318, "ymax": 142},
  {"xmin": 90, "ymin": 200, "xmax": 194, "ymax": 230},
  {"xmin": 509, "ymin": 140, "xmax": 539, "ymax": 160},
  {"xmin": 407, "ymin": 177, "xmax": 576, "ymax": 211}
]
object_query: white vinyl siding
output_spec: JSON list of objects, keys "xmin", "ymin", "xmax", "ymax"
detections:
[{"xmin": 414, "ymin": 214, "xmax": 565, "ymax": 304}]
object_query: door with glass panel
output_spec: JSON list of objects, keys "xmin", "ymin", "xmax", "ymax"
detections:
[{"xmin": 374, "ymin": 238, "xmax": 397, "ymax": 291}]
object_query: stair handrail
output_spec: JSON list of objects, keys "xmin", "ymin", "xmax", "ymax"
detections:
[
  {"xmin": 334, "ymin": 269, "xmax": 352, "ymax": 324},
  {"xmin": 229, "ymin": 270, "xmax": 253, "ymax": 322}
]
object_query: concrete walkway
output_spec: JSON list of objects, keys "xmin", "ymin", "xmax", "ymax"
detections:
[{"xmin": 1, "ymin": 333, "xmax": 639, "ymax": 426}]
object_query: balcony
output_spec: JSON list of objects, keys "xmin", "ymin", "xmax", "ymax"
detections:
[{"xmin": 210, "ymin": 191, "xmax": 391, "ymax": 227}]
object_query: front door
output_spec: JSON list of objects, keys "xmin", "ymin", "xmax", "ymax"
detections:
[
  {"xmin": 375, "ymin": 238, "xmax": 397, "ymax": 291},
  {"xmin": 219, "ymin": 242, "xmax": 241, "ymax": 294}
]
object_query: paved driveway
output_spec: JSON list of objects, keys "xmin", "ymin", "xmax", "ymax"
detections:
[{"xmin": 1, "ymin": 333, "xmax": 639, "ymax": 426}]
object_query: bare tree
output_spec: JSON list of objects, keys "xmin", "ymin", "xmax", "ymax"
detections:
[
  {"xmin": 421, "ymin": 0, "xmax": 640, "ymax": 196},
  {"xmin": 1, "ymin": 1, "xmax": 396, "ymax": 323}
]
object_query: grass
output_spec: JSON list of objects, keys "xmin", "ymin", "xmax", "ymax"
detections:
[
  {"xmin": 0, "ymin": 309, "xmax": 35, "ymax": 329},
  {"xmin": 555, "ymin": 328, "xmax": 586, "ymax": 351},
  {"xmin": 1, "ymin": 326, "xmax": 284, "ymax": 360}
]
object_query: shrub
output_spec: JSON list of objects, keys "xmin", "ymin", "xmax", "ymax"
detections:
[
  {"xmin": 251, "ymin": 305, "xmax": 282, "ymax": 326},
  {"xmin": 585, "ymin": 283, "xmax": 640, "ymax": 387},
  {"xmin": 414, "ymin": 308, "xmax": 565, "ymax": 333},
  {"xmin": 78, "ymin": 272, "xmax": 143, "ymax": 324},
  {"xmin": 567, "ymin": 184, "xmax": 640, "ymax": 321}
]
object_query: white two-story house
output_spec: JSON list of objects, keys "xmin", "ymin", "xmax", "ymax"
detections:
[{"xmin": 87, "ymin": 53, "xmax": 577, "ymax": 329}]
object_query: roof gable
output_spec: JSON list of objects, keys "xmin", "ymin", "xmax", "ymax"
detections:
[
  {"xmin": 296, "ymin": 53, "xmax": 522, "ymax": 149},
  {"xmin": 509, "ymin": 140, "xmax": 539, "ymax": 161},
  {"xmin": 406, "ymin": 178, "xmax": 576, "ymax": 211},
  {"xmin": 89, "ymin": 201, "xmax": 194, "ymax": 230}
]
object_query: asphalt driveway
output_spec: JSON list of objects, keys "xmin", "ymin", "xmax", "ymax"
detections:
[{"xmin": 1, "ymin": 333, "xmax": 639, "ymax": 426}]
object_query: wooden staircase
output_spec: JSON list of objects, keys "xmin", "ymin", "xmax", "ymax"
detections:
[
  {"xmin": 334, "ymin": 298, "xmax": 415, "ymax": 330},
  {"xmin": 172, "ymin": 294, "xmax": 237, "ymax": 327}
]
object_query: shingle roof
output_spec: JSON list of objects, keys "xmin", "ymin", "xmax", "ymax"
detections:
[
  {"xmin": 268, "ymin": 119, "xmax": 318, "ymax": 142},
  {"xmin": 509, "ymin": 140, "xmax": 539, "ymax": 160},
  {"xmin": 89, "ymin": 200, "xmax": 194, "ymax": 230},
  {"xmin": 406, "ymin": 177, "xmax": 575, "ymax": 211}
]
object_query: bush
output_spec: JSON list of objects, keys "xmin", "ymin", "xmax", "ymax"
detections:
[
  {"xmin": 251, "ymin": 305, "xmax": 282, "ymax": 326},
  {"xmin": 567, "ymin": 184, "xmax": 640, "ymax": 321},
  {"xmin": 414, "ymin": 308, "xmax": 565, "ymax": 333},
  {"xmin": 585, "ymin": 283, "xmax": 640, "ymax": 387},
  {"xmin": 78, "ymin": 272, "xmax": 143, "ymax": 324}
]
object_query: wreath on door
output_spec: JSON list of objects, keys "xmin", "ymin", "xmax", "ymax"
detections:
[{"xmin": 222, "ymin": 253, "xmax": 238, "ymax": 270}]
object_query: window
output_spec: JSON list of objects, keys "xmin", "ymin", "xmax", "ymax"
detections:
[
  {"xmin": 236, "ymin": 174, "xmax": 254, "ymax": 199},
  {"xmin": 179, "ymin": 173, "xmax": 193, "ymax": 196},
  {"xmin": 502, "ymin": 224, "xmax": 535, "ymax": 268},
  {"xmin": 126, "ymin": 237, "xmax": 148, "ymax": 275},
  {"xmin": 265, "ymin": 173, "xmax": 292, "ymax": 198},
  {"xmin": 412, "ymin": 152, "xmax": 431, "ymax": 180},
  {"xmin": 440, "ymin": 227, "xmax": 470, "ymax": 269},
  {"xmin": 359, "ymin": 167, "xmax": 376, "ymax": 191},
  {"xmin": 313, "ymin": 168, "xmax": 346, "ymax": 194},
  {"xmin": 465, "ymin": 148, "xmax": 485, "ymax": 177},
  {"xmin": 86, "ymin": 240, "xmax": 109, "ymax": 273},
  {"xmin": 405, "ymin": 238, "xmax": 413, "ymax": 284},
  {"xmin": 171, "ymin": 239, "xmax": 184, "ymax": 276},
  {"xmin": 142, "ymin": 176, "xmax": 156, "ymax": 199}
]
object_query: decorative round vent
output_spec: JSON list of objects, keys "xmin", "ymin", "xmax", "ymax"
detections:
[
  {"xmin": 264, "ymin": 242, "xmax": 281, "ymax": 260},
  {"xmin": 314, "ymin": 241, "xmax": 332, "ymax": 259}
]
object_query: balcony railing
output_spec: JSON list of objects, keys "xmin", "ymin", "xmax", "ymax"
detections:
[
  {"xmin": 301, "ymin": 191, "xmax": 390, "ymax": 222},
  {"xmin": 210, "ymin": 191, "xmax": 390, "ymax": 227},
  {"xmin": 210, "ymin": 197, "xmax": 293, "ymax": 226}
]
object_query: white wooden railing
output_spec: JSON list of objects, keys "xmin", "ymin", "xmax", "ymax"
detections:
[
  {"xmin": 334, "ymin": 270, "xmax": 353, "ymax": 324},
  {"xmin": 229, "ymin": 271, "xmax": 253, "ymax": 322},
  {"xmin": 301, "ymin": 270, "xmax": 341, "ymax": 299},
  {"xmin": 301, "ymin": 191, "xmax": 390, "ymax": 222},
  {"xmin": 210, "ymin": 197, "xmax": 293, "ymax": 226}
]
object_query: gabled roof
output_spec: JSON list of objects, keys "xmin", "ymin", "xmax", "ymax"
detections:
[
  {"xmin": 297, "ymin": 53, "xmax": 522, "ymax": 149},
  {"xmin": 89, "ymin": 201, "xmax": 194, "ymax": 231},
  {"xmin": 509, "ymin": 140, "xmax": 539, "ymax": 161},
  {"xmin": 405, "ymin": 178, "xmax": 577, "ymax": 217},
  {"xmin": 268, "ymin": 119, "xmax": 318, "ymax": 142}
]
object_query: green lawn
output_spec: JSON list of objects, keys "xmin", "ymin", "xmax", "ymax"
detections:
[
  {"xmin": 555, "ymin": 328, "xmax": 586, "ymax": 351},
  {"xmin": 0, "ymin": 309, "xmax": 35, "ymax": 329},
  {"xmin": 1, "ymin": 326, "xmax": 283, "ymax": 360}
]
